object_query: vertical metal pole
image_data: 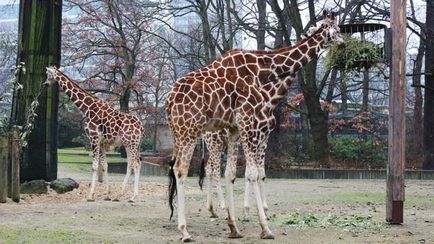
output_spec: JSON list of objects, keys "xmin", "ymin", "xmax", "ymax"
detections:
[{"xmin": 387, "ymin": 0, "xmax": 406, "ymax": 224}]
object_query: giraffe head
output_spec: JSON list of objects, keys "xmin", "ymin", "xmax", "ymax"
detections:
[
  {"xmin": 318, "ymin": 10, "xmax": 344, "ymax": 47},
  {"xmin": 44, "ymin": 66, "xmax": 59, "ymax": 87}
]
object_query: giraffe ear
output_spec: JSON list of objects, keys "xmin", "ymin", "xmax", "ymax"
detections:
[{"xmin": 323, "ymin": 10, "xmax": 328, "ymax": 18}]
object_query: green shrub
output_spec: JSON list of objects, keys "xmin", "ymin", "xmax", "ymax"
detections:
[
  {"xmin": 329, "ymin": 136, "xmax": 387, "ymax": 168},
  {"xmin": 71, "ymin": 135, "xmax": 91, "ymax": 150},
  {"xmin": 325, "ymin": 36, "xmax": 383, "ymax": 73},
  {"xmin": 140, "ymin": 137, "xmax": 153, "ymax": 151}
]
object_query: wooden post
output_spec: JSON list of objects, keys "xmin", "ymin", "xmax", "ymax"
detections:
[
  {"xmin": 10, "ymin": 128, "xmax": 20, "ymax": 203},
  {"xmin": 387, "ymin": 0, "xmax": 406, "ymax": 224},
  {"xmin": 0, "ymin": 135, "xmax": 8, "ymax": 203},
  {"xmin": 7, "ymin": 132, "xmax": 12, "ymax": 198}
]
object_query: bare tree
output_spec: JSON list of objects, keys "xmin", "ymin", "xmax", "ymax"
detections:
[
  {"xmin": 63, "ymin": 0, "xmax": 157, "ymax": 113},
  {"xmin": 0, "ymin": 26, "xmax": 17, "ymax": 103}
]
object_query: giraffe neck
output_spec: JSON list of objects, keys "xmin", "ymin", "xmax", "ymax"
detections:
[
  {"xmin": 55, "ymin": 73, "xmax": 103, "ymax": 116},
  {"xmin": 261, "ymin": 27, "xmax": 327, "ymax": 108}
]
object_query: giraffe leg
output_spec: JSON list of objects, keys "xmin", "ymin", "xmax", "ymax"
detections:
[
  {"xmin": 206, "ymin": 163, "xmax": 218, "ymax": 218},
  {"xmin": 87, "ymin": 143, "xmax": 100, "ymax": 202},
  {"xmin": 243, "ymin": 139, "xmax": 274, "ymax": 239},
  {"xmin": 224, "ymin": 135, "xmax": 242, "ymax": 239},
  {"xmin": 129, "ymin": 147, "xmax": 142, "ymax": 202},
  {"xmin": 243, "ymin": 178, "xmax": 251, "ymax": 221},
  {"xmin": 174, "ymin": 143, "xmax": 195, "ymax": 242},
  {"xmin": 101, "ymin": 150, "xmax": 111, "ymax": 201},
  {"xmin": 214, "ymin": 167, "xmax": 226, "ymax": 212},
  {"xmin": 257, "ymin": 144, "xmax": 269, "ymax": 217},
  {"xmin": 114, "ymin": 149, "xmax": 132, "ymax": 201},
  {"xmin": 245, "ymin": 164, "xmax": 274, "ymax": 239},
  {"xmin": 258, "ymin": 166, "xmax": 269, "ymax": 214}
]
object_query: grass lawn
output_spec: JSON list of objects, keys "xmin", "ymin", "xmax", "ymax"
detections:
[{"xmin": 58, "ymin": 147, "xmax": 127, "ymax": 164}]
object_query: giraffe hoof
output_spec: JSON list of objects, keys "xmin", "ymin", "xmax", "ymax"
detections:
[
  {"xmin": 228, "ymin": 231, "xmax": 243, "ymax": 239},
  {"xmin": 181, "ymin": 235, "xmax": 193, "ymax": 242},
  {"xmin": 87, "ymin": 198, "xmax": 95, "ymax": 202},
  {"xmin": 112, "ymin": 198, "xmax": 120, "ymax": 202},
  {"xmin": 128, "ymin": 197, "xmax": 138, "ymax": 203},
  {"xmin": 210, "ymin": 214, "xmax": 218, "ymax": 219},
  {"xmin": 104, "ymin": 197, "xmax": 111, "ymax": 201},
  {"xmin": 260, "ymin": 230, "xmax": 274, "ymax": 239}
]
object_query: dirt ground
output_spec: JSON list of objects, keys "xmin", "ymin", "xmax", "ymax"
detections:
[{"xmin": 0, "ymin": 165, "xmax": 434, "ymax": 244}]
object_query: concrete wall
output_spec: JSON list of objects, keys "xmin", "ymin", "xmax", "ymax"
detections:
[
  {"xmin": 108, "ymin": 162, "xmax": 166, "ymax": 176},
  {"xmin": 155, "ymin": 125, "xmax": 173, "ymax": 152},
  {"xmin": 263, "ymin": 169, "xmax": 434, "ymax": 180}
]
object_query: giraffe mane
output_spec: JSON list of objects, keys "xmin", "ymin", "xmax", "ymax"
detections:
[{"xmin": 49, "ymin": 66, "xmax": 111, "ymax": 106}]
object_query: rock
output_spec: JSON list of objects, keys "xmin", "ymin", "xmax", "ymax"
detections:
[
  {"xmin": 50, "ymin": 178, "xmax": 79, "ymax": 194},
  {"xmin": 20, "ymin": 180, "xmax": 48, "ymax": 194}
]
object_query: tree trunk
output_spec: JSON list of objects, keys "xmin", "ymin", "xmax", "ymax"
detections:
[
  {"xmin": 362, "ymin": 69, "xmax": 369, "ymax": 111},
  {"xmin": 284, "ymin": 0, "xmax": 329, "ymax": 164},
  {"xmin": 119, "ymin": 88, "xmax": 130, "ymax": 113},
  {"xmin": 301, "ymin": 61, "xmax": 330, "ymax": 164},
  {"xmin": 410, "ymin": 38, "xmax": 424, "ymax": 159},
  {"xmin": 197, "ymin": 0, "xmax": 215, "ymax": 63},
  {"xmin": 152, "ymin": 96, "xmax": 160, "ymax": 153},
  {"xmin": 265, "ymin": 102, "xmax": 285, "ymax": 166},
  {"xmin": 118, "ymin": 88, "xmax": 131, "ymax": 158},
  {"xmin": 256, "ymin": 0, "xmax": 266, "ymax": 49},
  {"xmin": 325, "ymin": 69, "xmax": 338, "ymax": 118},
  {"xmin": 340, "ymin": 79, "xmax": 348, "ymax": 113},
  {"xmin": 423, "ymin": 0, "xmax": 434, "ymax": 169},
  {"xmin": 11, "ymin": 0, "xmax": 62, "ymax": 182}
]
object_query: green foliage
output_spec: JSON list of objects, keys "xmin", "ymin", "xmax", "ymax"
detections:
[
  {"xmin": 0, "ymin": 225, "xmax": 98, "ymax": 243},
  {"xmin": 58, "ymin": 96, "xmax": 85, "ymax": 148},
  {"xmin": 71, "ymin": 135, "xmax": 91, "ymax": 149},
  {"xmin": 329, "ymin": 136, "xmax": 387, "ymax": 168},
  {"xmin": 140, "ymin": 137, "xmax": 153, "ymax": 151},
  {"xmin": 284, "ymin": 212, "xmax": 319, "ymax": 226},
  {"xmin": 58, "ymin": 148, "xmax": 127, "ymax": 163},
  {"xmin": 270, "ymin": 212, "xmax": 383, "ymax": 235},
  {"xmin": 325, "ymin": 36, "xmax": 383, "ymax": 73},
  {"xmin": 1, "ymin": 62, "xmax": 42, "ymax": 148}
]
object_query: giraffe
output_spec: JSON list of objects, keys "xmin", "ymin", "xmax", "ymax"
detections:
[
  {"xmin": 44, "ymin": 66, "xmax": 144, "ymax": 202},
  {"xmin": 166, "ymin": 12, "xmax": 343, "ymax": 241},
  {"xmin": 201, "ymin": 25, "xmax": 322, "ymax": 221},
  {"xmin": 200, "ymin": 129, "xmax": 231, "ymax": 218}
]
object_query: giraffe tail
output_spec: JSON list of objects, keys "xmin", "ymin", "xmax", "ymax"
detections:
[
  {"xmin": 168, "ymin": 157, "xmax": 177, "ymax": 220},
  {"xmin": 198, "ymin": 138, "xmax": 206, "ymax": 190}
]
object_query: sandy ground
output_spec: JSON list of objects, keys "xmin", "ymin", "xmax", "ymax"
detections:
[{"xmin": 0, "ymin": 165, "xmax": 434, "ymax": 244}]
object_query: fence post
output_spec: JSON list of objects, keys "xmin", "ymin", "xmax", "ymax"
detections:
[
  {"xmin": 0, "ymin": 134, "xmax": 8, "ymax": 203},
  {"xmin": 7, "ymin": 132, "xmax": 12, "ymax": 198},
  {"xmin": 10, "ymin": 128, "xmax": 20, "ymax": 203}
]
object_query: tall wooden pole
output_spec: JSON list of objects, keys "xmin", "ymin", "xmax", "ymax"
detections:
[{"xmin": 387, "ymin": 0, "xmax": 406, "ymax": 224}]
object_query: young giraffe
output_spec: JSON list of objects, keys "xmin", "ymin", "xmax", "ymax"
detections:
[
  {"xmin": 201, "ymin": 26, "xmax": 322, "ymax": 220},
  {"xmin": 166, "ymin": 12, "xmax": 343, "ymax": 241},
  {"xmin": 200, "ymin": 129, "xmax": 231, "ymax": 218},
  {"xmin": 44, "ymin": 66, "xmax": 144, "ymax": 202}
]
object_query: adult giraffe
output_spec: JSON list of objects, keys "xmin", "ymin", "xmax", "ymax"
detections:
[
  {"xmin": 166, "ymin": 12, "xmax": 343, "ymax": 241},
  {"xmin": 200, "ymin": 27, "xmax": 322, "ymax": 221},
  {"xmin": 44, "ymin": 67, "xmax": 144, "ymax": 202}
]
